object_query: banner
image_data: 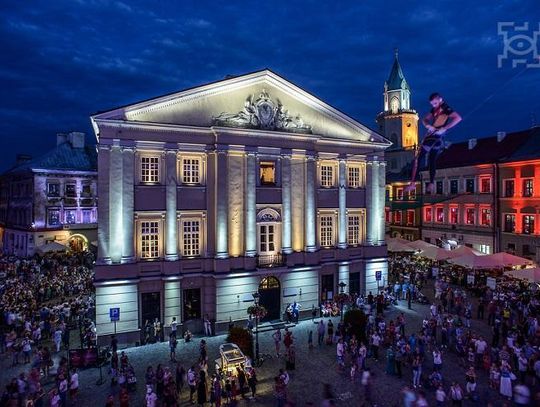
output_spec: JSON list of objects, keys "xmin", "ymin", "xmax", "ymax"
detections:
[
  {"xmin": 486, "ymin": 277, "xmax": 497, "ymax": 290},
  {"xmin": 467, "ymin": 274, "xmax": 475, "ymax": 285}
]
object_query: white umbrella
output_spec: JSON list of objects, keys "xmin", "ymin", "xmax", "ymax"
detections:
[
  {"xmin": 447, "ymin": 253, "xmax": 501, "ymax": 269},
  {"xmin": 408, "ymin": 240, "xmax": 437, "ymax": 251},
  {"xmin": 387, "ymin": 239, "xmax": 416, "ymax": 252},
  {"xmin": 416, "ymin": 245, "xmax": 454, "ymax": 261},
  {"xmin": 37, "ymin": 241, "xmax": 67, "ymax": 253},
  {"xmin": 446, "ymin": 245, "xmax": 484, "ymax": 259},
  {"xmin": 486, "ymin": 252, "xmax": 533, "ymax": 268},
  {"xmin": 505, "ymin": 267, "xmax": 540, "ymax": 282}
]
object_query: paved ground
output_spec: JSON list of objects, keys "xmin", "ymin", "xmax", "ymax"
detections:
[{"xmin": 0, "ymin": 281, "xmax": 536, "ymax": 406}]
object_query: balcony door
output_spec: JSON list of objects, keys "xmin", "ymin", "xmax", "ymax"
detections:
[{"xmin": 256, "ymin": 208, "xmax": 281, "ymax": 267}]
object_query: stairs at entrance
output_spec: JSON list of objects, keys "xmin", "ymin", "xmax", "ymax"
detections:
[{"xmin": 252, "ymin": 319, "xmax": 297, "ymax": 334}]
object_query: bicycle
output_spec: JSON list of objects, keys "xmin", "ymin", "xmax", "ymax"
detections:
[{"xmin": 253, "ymin": 353, "xmax": 273, "ymax": 367}]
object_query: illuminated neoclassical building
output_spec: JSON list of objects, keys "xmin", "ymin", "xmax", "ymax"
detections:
[{"xmin": 92, "ymin": 70, "xmax": 390, "ymax": 341}]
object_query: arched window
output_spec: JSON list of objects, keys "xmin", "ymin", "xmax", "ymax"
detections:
[{"xmin": 259, "ymin": 276, "xmax": 280, "ymax": 290}]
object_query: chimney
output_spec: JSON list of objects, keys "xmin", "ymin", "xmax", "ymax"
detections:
[
  {"xmin": 68, "ymin": 132, "xmax": 85, "ymax": 148},
  {"xmin": 15, "ymin": 154, "xmax": 32, "ymax": 165},
  {"xmin": 497, "ymin": 131, "xmax": 506, "ymax": 142},
  {"xmin": 468, "ymin": 138, "xmax": 477, "ymax": 149},
  {"xmin": 56, "ymin": 133, "xmax": 68, "ymax": 146}
]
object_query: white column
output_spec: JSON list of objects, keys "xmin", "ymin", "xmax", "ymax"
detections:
[
  {"xmin": 304, "ymin": 154, "xmax": 317, "ymax": 252},
  {"xmin": 121, "ymin": 147, "xmax": 135, "ymax": 263},
  {"xmin": 245, "ymin": 151, "xmax": 257, "ymax": 257},
  {"xmin": 165, "ymin": 150, "xmax": 179, "ymax": 260},
  {"xmin": 97, "ymin": 145, "xmax": 111, "ymax": 264},
  {"xmin": 281, "ymin": 152, "xmax": 293, "ymax": 254},
  {"xmin": 338, "ymin": 158, "xmax": 347, "ymax": 249},
  {"xmin": 378, "ymin": 161, "xmax": 387, "ymax": 245},
  {"xmin": 109, "ymin": 144, "xmax": 123, "ymax": 263},
  {"xmin": 216, "ymin": 148, "xmax": 229, "ymax": 258},
  {"xmin": 365, "ymin": 159, "xmax": 380, "ymax": 246}
]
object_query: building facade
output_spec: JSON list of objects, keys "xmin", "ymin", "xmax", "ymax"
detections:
[
  {"xmin": 92, "ymin": 70, "xmax": 390, "ymax": 342},
  {"xmin": 0, "ymin": 132, "xmax": 98, "ymax": 256},
  {"xmin": 385, "ymin": 172, "xmax": 422, "ymax": 241},
  {"xmin": 498, "ymin": 126, "xmax": 540, "ymax": 261},
  {"xmin": 420, "ymin": 129, "xmax": 534, "ymax": 254}
]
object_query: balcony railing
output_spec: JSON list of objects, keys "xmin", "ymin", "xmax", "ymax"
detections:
[{"xmin": 256, "ymin": 253, "xmax": 285, "ymax": 268}]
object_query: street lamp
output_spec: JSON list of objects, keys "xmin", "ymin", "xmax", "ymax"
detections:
[
  {"xmin": 338, "ymin": 282, "xmax": 347, "ymax": 321},
  {"xmin": 252, "ymin": 291, "xmax": 260, "ymax": 363}
]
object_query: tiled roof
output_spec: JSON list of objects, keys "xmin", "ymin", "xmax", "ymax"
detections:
[
  {"xmin": 502, "ymin": 126, "xmax": 540, "ymax": 162},
  {"xmin": 5, "ymin": 142, "xmax": 97, "ymax": 174},
  {"xmin": 433, "ymin": 128, "xmax": 536, "ymax": 169}
]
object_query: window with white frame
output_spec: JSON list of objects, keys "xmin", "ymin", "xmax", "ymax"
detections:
[
  {"xmin": 435, "ymin": 207, "xmax": 444, "ymax": 223},
  {"xmin": 182, "ymin": 219, "xmax": 201, "ymax": 256},
  {"xmin": 320, "ymin": 215, "xmax": 334, "ymax": 247},
  {"xmin": 320, "ymin": 165, "xmax": 334, "ymax": 188},
  {"xmin": 480, "ymin": 208, "xmax": 491, "ymax": 226},
  {"xmin": 449, "ymin": 207, "xmax": 458, "ymax": 224},
  {"xmin": 347, "ymin": 214, "xmax": 361, "ymax": 245},
  {"xmin": 347, "ymin": 165, "xmax": 361, "ymax": 188},
  {"xmin": 182, "ymin": 157, "xmax": 201, "ymax": 185},
  {"xmin": 394, "ymin": 211, "xmax": 402, "ymax": 224},
  {"xmin": 65, "ymin": 210, "xmax": 77, "ymax": 224},
  {"xmin": 523, "ymin": 179, "xmax": 533, "ymax": 197},
  {"xmin": 479, "ymin": 176, "xmax": 492, "ymax": 193},
  {"xmin": 141, "ymin": 156, "xmax": 160, "ymax": 184},
  {"xmin": 406, "ymin": 210, "xmax": 415, "ymax": 225},
  {"xmin": 465, "ymin": 207, "xmax": 475, "ymax": 225},
  {"xmin": 424, "ymin": 207, "xmax": 433, "ymax": 222},
  {"xmin": 47, "ymin": 208, "xmax": 61, "ymax": 226},
  {"xmin": 82, "ymin": 209, "xmax": 92, "ymax": 224},
  {"xmin": 503, "ymin": 179, "xmax": 515, "ymax": 197},
  {"xmin": 140, "ymin": 221, "xmax": 159, "ymax": 259}
]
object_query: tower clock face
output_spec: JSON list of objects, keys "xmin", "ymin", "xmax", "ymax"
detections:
[{"xmin": 390, "ymin": 98, "xmax": 399, "ymax": 114}]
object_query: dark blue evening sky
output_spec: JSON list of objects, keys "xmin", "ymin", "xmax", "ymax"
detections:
[{"xmin": 1, "ymin": 1, "xmax": 539, "ymax": 169}]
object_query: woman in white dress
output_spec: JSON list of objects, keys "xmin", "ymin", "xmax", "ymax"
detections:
[{"xmin": 499, "ymin": 362, "xmax": 513, "ymax": 399}]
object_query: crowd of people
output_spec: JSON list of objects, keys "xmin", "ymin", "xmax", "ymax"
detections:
[{"xmin": 0, "ymin": 252, "xmax": 95, "ymax": 406}]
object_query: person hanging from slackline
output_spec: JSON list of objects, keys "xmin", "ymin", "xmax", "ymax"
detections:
[{"xmin": 405, "ymin": 93, "xmax": 462, "ymax": 194}]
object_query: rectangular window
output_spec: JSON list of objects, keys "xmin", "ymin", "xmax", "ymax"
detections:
[
  {"xmin": 504, "ymin": 179, "xmax": 514, "ymax": 197},
  {"xmin": 396, "ymin": 188, "xmax": 404, "ymax": 200},
  {"xmin": 141, "ymin": 156, "xmax": 160, "ymax": 184},
  {"xmin": 465, "ymin": 178, "xmax": 475, "ymax": 193},
  {"xmin": 465, "ymin": 208, "xmax": 475, "ymax": 225},
  {"xmin": 183, "ymin": 288, "xmax": 201, "ymax": 321},
  {"xmin": 425, "ymin": 182, "xmax": 432, "ymax": 195},
  {"xmin": 450, "ymin": 179, "xmax": 458, "ymax": 195},
  {"xmin": 81, "ymin": 183, "xmax": 92, "ymax": 197},
  {"xmin": 424, "ymin": 207, "xmax": 433, "ymax": 222},
  {"xmin": 480, "ymin": 208, "xmax": 492, "ymax": 226},
  {"xmin": 47, "ymin": 209, "xmax": 60, "ymax": 226},
  {"xmin": 82, "ymin": 209, "xmax": 92, "ymax": 223},
  {"xmin": 348, "ymin": 215, "xmax": 361, "ymax": 245},
  {"xmin": 47, "ymin": 183, "xmax": 60, "ymax": 197},
  {"xmin": 479, "ymin": 244, "xmax": 491, "ymax": 254},
  {"xmin": 320, "ymin": 165, "xmax": 334, "ymax": 188},
  {"xmin": 436, "ymin": 181, "xmax": 443, "ymax": 195},
  {"xmin": 523, "ymin": 179, "xmax": 533, "ymax": 197},
  {"xmin": 347, "ymin": 166, "xmax": 361, "ymax": 188},
  {"xmin": 65, "ymin": 210, "xmax": 76, "ymax": 224},
  {"xmin": 182, "ymin": 219, "xmax": 201, "ymax": 257},
  {"xmin": 65, "ymin": 184, "xmax": 77, "ymax": 197},
  {"xmin": 523, "ymin": 215, "xmax": 535, "ymax": 234},
  {"xmin": 259, "ymin": 224, "xmax": 276, "ymax": 253},
  {"xmin": 320, "ymin": 216, "xmax": 334, "ymax": 247},
  {"xmin": 394, "ymin": 211, "xmax": 402, "ymax": 224},
  {"xmin": 408, "ymin": 187, "xmax": 416, "ymax": 200},
  {"xmin": 182, "ymin": 158, "xmax": 201, "ymax": 185},
  {"xmin": 385, "ymin": 208, "xmax": 392, "ymax": 223},
  {"xmin": 449, "ymin": 207, "xmax": 458, "ymax": 224},
  {"xmin": 406, "ymin": 210, "xmax": 415, "ymax": 225},
  {"xmin": 504, "ymin": 214, "xmax": 516, "ymax": 233},
  {"xmin": 141, "ymin": 221, "xmax": 159, "ymax": 259},
  {"xmin": 480, "ymin": 177, "xmax": 492, "ymax": 193},
  {"xmin": 435, "ymin": 207, "xmax": 444, "ymax": 223}
]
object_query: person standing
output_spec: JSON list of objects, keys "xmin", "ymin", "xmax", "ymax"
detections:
[
  {"xmin": 272, "ymin": 329, "xmax": 282, "ymax": 357},
  {"xmin": 317, "ymin": 320, "xmax": 325, "ymax": 346},
  {"xmin": 197, "ymin": 371, "xmax": 207, "ymax": 406},
  {"xmin": 176, "ymin": 363, "xmax": 185, "ymax": 395},
  {"xmin": 169, "ymin": 334, "xmax": 178, "ymax": 362},
  {"xmin": 170, "ymin": 317, "xmax": 177, "ymax": 340},
  {"xmin": 450, "ymin": 382, "xmax": 464, "ymax": 406},
  {"xmin": 361, "ymin": 368, "xmax": 372, "ymax": 404},
  {"xmin": 433, "ymin": 348, "xmax": 442, "ymax": 371},
  {"xmin": 69, "ymin": 368, "xmax": 79, "ymax": 404},
  {"xmin": 371, "ymin": 332, "xmax": 381, "ymax": 362},
  {"xmin": 204, "ymin": 315, "xmax": 212, "ymax": 337},
  {"xmin": 435, "ymin": 384, "xmax": 447, "ymax": 407},
  {"xmin": 187, "ymin": 366, "xmax": 197, "ymax": 404}
]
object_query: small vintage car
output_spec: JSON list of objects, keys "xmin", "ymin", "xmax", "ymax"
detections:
[{"xmin": 215, "ymin": 343, "xmax": 251, "ymax": 376}]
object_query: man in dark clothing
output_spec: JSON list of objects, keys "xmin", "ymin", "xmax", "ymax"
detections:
[{"xmin": 406, "ymin": 93, "xmax": 462, "ymax": 194}]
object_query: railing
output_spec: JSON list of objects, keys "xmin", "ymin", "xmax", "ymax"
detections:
[{"xmin": 256, "ymin": 253, "xmax": 285, "ymax": 268}]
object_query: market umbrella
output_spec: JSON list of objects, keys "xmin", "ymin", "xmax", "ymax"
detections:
[
  {"xmin": 447, "ymin": 253, "xmax": 501, "ymax": 269},
  {"xmin": 36, "ymin": 241, "xmax": 67, "ymax": 253},
  {"xmin": 408, "ymin": 240, "xmax": 437, "ymax": 251},
  {"xmin": 387, "ymin": 238, "xmax": 416, "ymax": 252},
  {"xmin": 504, "ymin": 267, "xmax": 540, "ymax": 282},
  {"xmin": 446, "ymin": 245, "xmax": 484, "ymax": 259},
  {"xmin": 416, "ymin": 245, "xmax": 454, "ymax": 261},
  {"xmin": 486, "ymin": 252, "xmax": 533, "ymax": 268}
]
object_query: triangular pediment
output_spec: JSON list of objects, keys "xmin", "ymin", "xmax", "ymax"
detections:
[{"xmin": 93, "ymin": 69, "xmax": 388, "ymax": 144}]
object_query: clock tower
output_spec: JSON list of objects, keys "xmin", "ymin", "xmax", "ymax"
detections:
[{"xmin": 376, "ymin": 49, "xmax": 419, "ymax": 174}]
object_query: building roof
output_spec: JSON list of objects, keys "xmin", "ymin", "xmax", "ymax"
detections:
[
  {"xmin": 5, "ymin": 141, "xmax": 97, "ymax": 174},
  {"xmin": 434, "ymin": 127, "xmax": 537, "ymax": 170},
  {"xmin": 502, "ymin": 125, "xmax": 540, "ymax": 162},
  {"xmin": 386, "ymin": 50, "xmax": 409, "ymax": 91}
]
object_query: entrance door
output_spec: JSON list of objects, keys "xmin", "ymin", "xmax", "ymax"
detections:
[
  {"xmin": 141, "ymin": 292, "xmax": 161, "ymax": 327},
  {"xmin": 258, "ymin": 276, "xmax": 280, "ymax": 322},
  {"xmin": 321, "ymin": 274, "xmax": 334, "ymax": 301}
]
